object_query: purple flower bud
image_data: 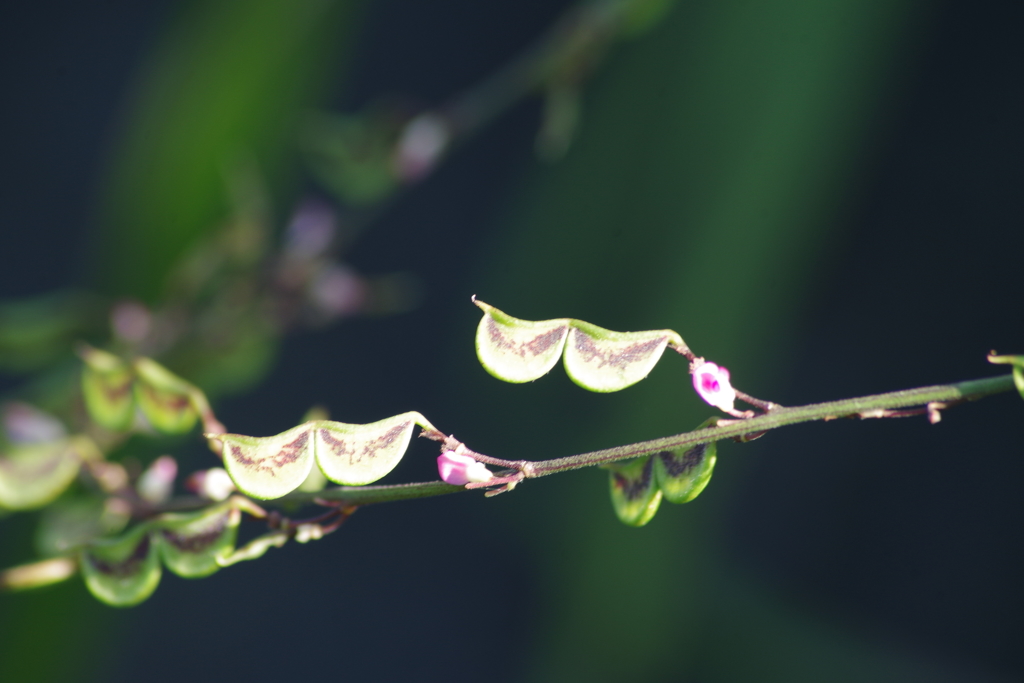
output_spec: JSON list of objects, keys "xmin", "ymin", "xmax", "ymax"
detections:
[
  {"xmin": 110, "ymin": 300, "xmax": 152, "ymax": 344},
  {"xmin": 310, "ymin": 264, "xmax": 366, "ymax": 318},
  {"xmin": 284, "ymin": 199, "xmax": 337, "ymax": 259},
  {"xmin": 692, "ymin": 361, "xmax": 737, "ymax": 413},
  {"xmin": 392, "ymin": 114, "xmax": 451, "ymax": 182},
  {"xmin": 137, "ymin": 455, "xmax": 178, "ymax": 504},
  {"xmin": 437, "ymin": 450, "xmax": 493, "ymax": 486}
]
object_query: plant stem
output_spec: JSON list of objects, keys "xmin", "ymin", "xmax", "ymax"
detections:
[
  {"xmin": 279, "ymin": 480, "xmax": 463, "ymax": 506},
  {"xmin": 2, "ymin": 372, "xmax": 1015, "ymax": 592},
  {"xmin": 444, "ymin": 1, "xmax": 620, "ymax": 135},
  {"xmin": 276, "ymin": 373, "xmax": 1015, "ymax": 506},
  {"xmin": 528, "ymin": 373, "xmax": 1013, "ymax": 476}
]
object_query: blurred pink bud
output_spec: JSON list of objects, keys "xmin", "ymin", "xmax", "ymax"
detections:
[
  {"xmin": 137, "ymin": 455, "xmax": 178, "ymax": 504},
  {"xmin": 437, "ymin": 451, "xmax": 493, "ymax": 486},
  {"xmin": 392, "ymin": 114, "xmax": 451, "ymax": 182},
  {"xmin": 186, "ymin": 468, "xmax": 236, "ymax": 501},
  {"xmin": 91, "ymin": 461, "xmax": 129, "ymax": 493},
  {"xmin": 310, "ymin": 264, "xmax": 367, "ymax": 317},
  {"xmin": 111, "ymin": 300, "xmax": 152, "ymax": 344},
  {"xmin": 692, "ymin": 361, "xmax": 737, "ymax": 413},
  {"xmin": 285, "ymin": 200, "xmax": 337, "ymax": 258},
  {"xmin": 2, "ymin": 402, "xmax": 65, "ymax": 443}
]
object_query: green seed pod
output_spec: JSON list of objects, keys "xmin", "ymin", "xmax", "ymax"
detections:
[
  {"xmin": 133, "ymin": 358, "xmax": 199, "ymax": 434},
  {"xmin": 607, "ymin": 456, "xmax": 662, "ymax": 527},
  {"xmin": 653, "ymin": 441, "xmax": 717, "ymax": 504},
  {"xmin": 0, "ymin": 437, "xmax": 98, "ymax": 511},
  {"xmin": 80, "ymin": 346, "xmax": 135, "ymax": 432},
  {"xmin": 154, "ymin": 501, "xmax": 241, "ymax": 578},
  {"xmin": 80, "ymin": 526, "xmax": 161, "ymax": 607},
  {"xmin": 313, "ymin": 412, "xmax": 434, "ymax": 486},
  {"xmin": 474, "ymin": 299, "xmax": 686, "ymax": 392}
]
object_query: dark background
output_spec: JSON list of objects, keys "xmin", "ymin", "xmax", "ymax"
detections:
[{"xmin": 1, "ymin": 1, "xmax": 1021, "ymax": 681}]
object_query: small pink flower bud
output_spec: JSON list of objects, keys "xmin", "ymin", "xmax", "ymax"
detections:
[
  {"xmin": 284, "ymin": 200, "xmax": 337, "ymax": 259},
  {"xmin": 110, "ymin": 299, "xmax": 152, "ymax": 344},
  {"xmin": 392, "ymin": 114, "xmax": 451, "ymax": 182},
  {"xmin": 186, "ymin": 467, "xmax": 237, "ymax": 501},
  {"xmin": 310, "ymin": 264, "xmax": 367, "ymax": 318},
  {"xmin": 437, "ymin": 451, "xmax": 493, "ymax": 486},
  {"xmin": 692, "ymin": 361, "xmax": 737, "ymax": 413},
  {"xmin": 2, "ymin": 402, "xmax": 65, "ymax": 443},
  {"xmin": 137, "ymin": 455, "xmax": 178, "ymax": 504}
]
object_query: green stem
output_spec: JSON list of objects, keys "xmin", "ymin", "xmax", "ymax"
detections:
[
  {"xmin": 275, "ymin": 373, "xmax": 1015, "ymax": 506},
  {"xmin": 278, "ymin": 480, "xmax": 463, "ymax": 506},
  {"xmin": 3, "ymin": 372, "xmax": 1016, "ymax": 592},
  {"xmin": 528, "ymin": 373, "xmax": 1014, "ymax": 476}
]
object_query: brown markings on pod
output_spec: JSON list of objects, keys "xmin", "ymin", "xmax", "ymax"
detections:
[
  {"xmin": 571, "ymin": 330, "xmax": 666, "ymax": 370},
  {"xmin": 229, "ymin": 430, "xmax": 309, "ymax": 477},
  {"xmin": 85, "ymin": 534, "xmax": 152, "ymax": 578},
  {"xmin": 319, "ymin": 422, "xmax": 410, "ymax": 466},
  {"xmin": 140, "ymin": 383, "xmax": 191, "ymax": 412},
  {"xmin": 486, "ymin": 316, "xmax": 567, "ymax": 359},
  {"xmin": 612, "ymin": 457, "xmax": 655, "ymax": 501},
  {"xmin": 318, "ymin": 429, "xmax": 355, "ymax": 463},
  {"xmin": 160, "ymin": 513, "xmax": 229, "ymax": 553},
  {"xmin": 95, "ymin": 372, "xmax": 133, "ymax": 403},
  {"xmin": 658, "ymin": 443, "xmax": 708, "ymax": 478}
]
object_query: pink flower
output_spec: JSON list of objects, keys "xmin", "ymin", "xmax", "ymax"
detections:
[
  {"xmin": 437, "ymin": 451, "xmax": 493, "ymax": 486},
  {"xmin": 692, "ymin": 361, "xmax": 737, "ymax": 413}
]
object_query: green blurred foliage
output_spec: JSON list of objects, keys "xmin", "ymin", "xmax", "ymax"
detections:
[
  {"xmin": 301, "ymin": 110, "xmax": 401, "ymax": 205},
  {"xmin": 94, "ymin": 0, "xmax": 364, "ymax": 302},
  {"xmin": 0, "ymin": 292, "xmax": 104, "ymax": 374}
]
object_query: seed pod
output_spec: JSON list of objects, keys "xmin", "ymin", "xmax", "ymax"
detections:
[
  {"xmin": 80, "ymin": 526, "xmax": 161, "ymax": 607},
  {"xmin": 653, "ymin": 441, "xmax": 717, "ymax": 504},
  {"xmin": 607, "ymin": 456, "xmax": 662, "ymax": 527}
]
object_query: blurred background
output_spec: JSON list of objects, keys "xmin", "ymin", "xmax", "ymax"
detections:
[{"xmin": 0, "ymin": 1, "xmax": 1021, "ymax": 681}]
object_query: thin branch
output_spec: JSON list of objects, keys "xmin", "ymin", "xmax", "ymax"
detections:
[
  {"xmin": 1, "ymin": 372, "xmax": 1018, "ymax": 590},
  {"xmin": 528, "ymin": 373, "xmax": 1013, "ymax": 476},
  {"xmin": 274, "ymin": 372, "xmax": 1016, "ymax": 505},
  {"xmin": 279, "ymin": 480, "xmax": 463, "ymax": 506},
  {"xmin": 734, "ymin": 389, "xmax": 782, "ymax": 412},
  {"xmin": 443, "ymin": 1, "xmax": 622, "ymax": 136}
]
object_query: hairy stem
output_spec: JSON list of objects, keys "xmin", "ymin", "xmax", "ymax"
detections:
[
  {"xmin": 529, "ymin": 374, "xmax": 1013, "ymax": 476},
  {"xmin": 2, "ymin": 372, "xmax": 1017, "ymax": 591},
  {"xmin": 278, "ymin": 373, "xmax": 1015, "ymax": 506}
]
